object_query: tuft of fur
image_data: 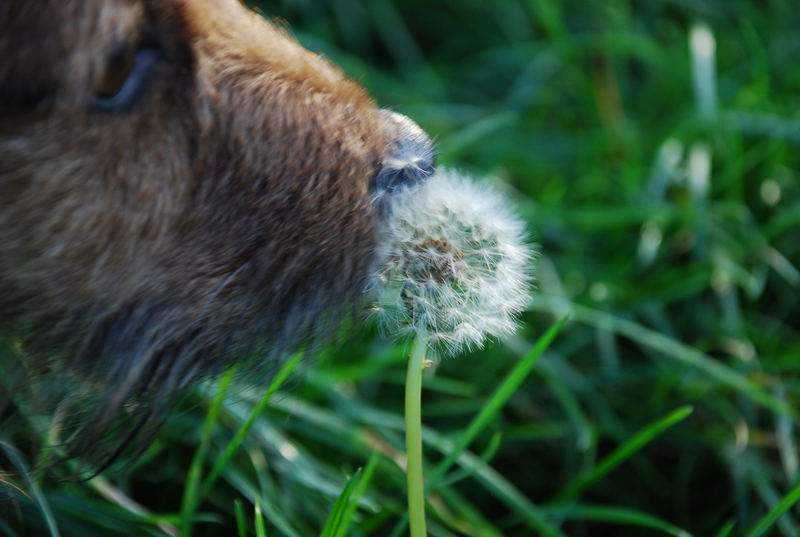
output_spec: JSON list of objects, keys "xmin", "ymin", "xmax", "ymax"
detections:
[{"xmin": 0, "ymin": 0, "xmax": 429, "ymax": 469}]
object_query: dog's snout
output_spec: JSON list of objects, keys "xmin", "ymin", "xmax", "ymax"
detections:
[{"xmin": 373, "ymin": 110, "xmax": 435, "ymax": 200}]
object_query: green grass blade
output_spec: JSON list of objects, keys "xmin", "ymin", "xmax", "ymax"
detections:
[
  {"xmin": 335, "ymin": 453, "xmax": 380, "ymax": 537},
  {"xmin": 554, "ymin": 406, "xmax": 693, "ymax": 503},
  {"xmin": 434, "ymin": 486, "xmax": 506, "ymax": 537},
  {"xmin": 224, "ymin": 469, "xmax": 302, "ymax": 537},
  {"xmin": 254, "ymin": 503, "xmax": 267, "ymax": 537},
  {"xmin": 198, "ymin": 352, "xmax": 303, "ymax": 501},
  {"xmin": 319, "ymin": 468, "xmax": 363, "ymax": 537},
  {"xmin": 715, "ymin": 520, "xmax": 736, "ymax": 537},
  {"xmin": 234, "ymin": 499, "xmax": 246, "ymax": 537},
  {"xmin": 437, "ymin": 111, "xmax": 517, "ymax": 161},
  {"xmin": 1, "ymin": 441, "xmax": 60, "ymax": 537},
  {"xmin": 544, "ymin": 504, "xmax": 693, "ymax": 537},
  {"xmin": 276, "ymin": 394, "xmax": 567, "ymax": 537},
  {"xmin": 179, "ymin": 365, "xmax": 237, "ymax": 536},
  {"xmin": 434, "ymin": 432, "xmax": 502, "ymax": 490},
  {"xmin": 426, "ymin": 315, "xmax": 568, "ymax": 493},
  {"xmin": 533, "ymin": 296, "xmax": 793, "ymax": 416},
  {"xmin": 535, "ymin": 359, "xmax": 593, "ymax": 451},
  {"xmin": 744, "ymin": 480, "xmax": 800, "ymax": 537}
]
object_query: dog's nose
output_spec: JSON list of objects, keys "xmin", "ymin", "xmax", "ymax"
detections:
[{"xmin": 373, "ymin": 110, "xmax": 435, "ymax": 201}]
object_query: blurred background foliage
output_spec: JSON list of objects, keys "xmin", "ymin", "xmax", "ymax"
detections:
[{"xmin": 3, "ymin": 0, "xmax": 800, "ymax": 536}]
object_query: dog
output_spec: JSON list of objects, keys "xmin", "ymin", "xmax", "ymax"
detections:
[{"xmin": 0, "ymin": 0, "xmax": 434, "ymax": 467}]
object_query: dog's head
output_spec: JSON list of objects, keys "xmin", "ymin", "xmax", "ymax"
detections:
[{"xmin": 0, "ymin": 0, "xmax": 434, "ymax": 464}]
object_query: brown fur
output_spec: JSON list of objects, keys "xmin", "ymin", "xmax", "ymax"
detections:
[{"xmin": 0, "ymin": 0, "xmax": 424, "ymax": 467}]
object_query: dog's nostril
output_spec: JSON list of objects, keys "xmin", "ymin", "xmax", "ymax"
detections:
[
  {"xmin": 415, "ymin": 158, "xmax": 434, "ymax": 176},
  {"xmin": 373, "ymin": 110, "xmax": 436, "ymax": 201}
]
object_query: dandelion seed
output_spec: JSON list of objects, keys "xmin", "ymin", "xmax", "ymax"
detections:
[{"xmin": 368, "ymin": 168, "xmax": 534, "ymax": 357}]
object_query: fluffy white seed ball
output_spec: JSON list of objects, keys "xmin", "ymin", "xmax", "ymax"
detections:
[{"xmin": 368, "ymin": 168, "xmax": 533, "ymax": 357}]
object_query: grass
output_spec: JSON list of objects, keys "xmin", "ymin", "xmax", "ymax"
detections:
[{"xmin": 2, "ymin": 0, "xmax": 800, "ymax": 536}]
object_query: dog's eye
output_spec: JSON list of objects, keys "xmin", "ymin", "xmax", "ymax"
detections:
[{"xmin": 93, "ymin": 43, "xmax": 159, "ymax": 114}]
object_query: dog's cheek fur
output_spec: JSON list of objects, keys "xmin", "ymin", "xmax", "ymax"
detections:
[{"xmin": 0, "ymin": 0, "xmax": 386, "ymax": 467}]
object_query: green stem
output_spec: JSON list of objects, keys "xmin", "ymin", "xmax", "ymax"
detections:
[{"xmin": 406, "ymin": 330, "xmax": 428, "ymax": 537}]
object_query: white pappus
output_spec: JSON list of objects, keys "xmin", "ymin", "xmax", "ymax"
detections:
[{"xmin": 367, "ymin": 168, "xmax": 534, "ymax": 357}]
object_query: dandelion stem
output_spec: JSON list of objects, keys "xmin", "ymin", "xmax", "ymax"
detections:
[{"xmin": 406, "ymin": 329, "xmax": 428, "ymax": 537}]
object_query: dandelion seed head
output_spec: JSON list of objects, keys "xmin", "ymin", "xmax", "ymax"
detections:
[{"xmin": 368, "ymin": 169, "xmax": 534, "ymax": 357}]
